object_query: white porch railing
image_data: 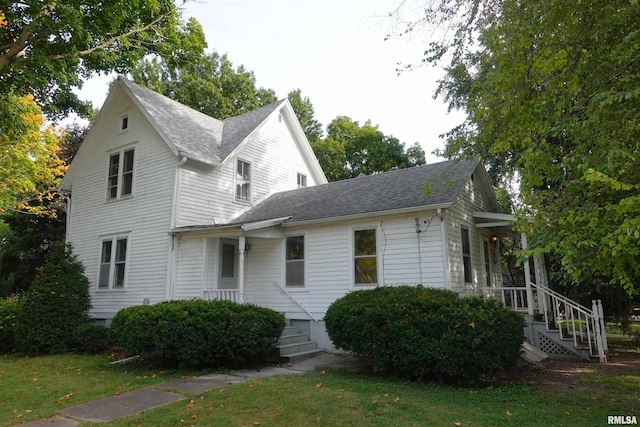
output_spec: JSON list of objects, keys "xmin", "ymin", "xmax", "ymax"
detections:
[
  {"xmin": 202, "ymin": 289, "xmax": 239, "ymax": 303},
  {"xmin": 531, "ymin": 282, "xmax": 608, "ymax": 363},
  {"xmin": 485, "ymin": 282, "xmax": 608, "ymax": 363}
]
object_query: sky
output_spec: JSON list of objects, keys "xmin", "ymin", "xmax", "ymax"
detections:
[{"xmin": 76, "ymin": 0, "xmax": 465, "ymax": 163}]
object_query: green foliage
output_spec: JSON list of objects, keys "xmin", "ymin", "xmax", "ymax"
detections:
[
  {"xmin": 325, "ymin": 286, "xmax": 524, "ymax": 383},
  {"xmin": 0, "ymin": 1, "xmax": 206, "ymax": 117},
  {"xmin": 110, "ymin": 299, "xmax": 285, "ymax": 368},
  {"xmin": 15, "ymin": 244, "xmax": 91, "ymax": 354},
  {"xmin": 422, "ymin": 0, "xmax": 640, "ymax": 295},
  {"xmin": 72, "ymin": 323, "xmax": 111, "ymax": 354},
  {"xmin": 316, "ymin": 116, "xmax": 426, "ymax": 181},
  {"xmin": 0, "ymin": 297, "xmax": 22, "ymax": 354},
  {"xmin": 287, "ymin": 89, "xmax": 323, "ymax": 143},
  {"xmin": 130, "ymin": 53, "xmax": 277, "ymax": 120}
]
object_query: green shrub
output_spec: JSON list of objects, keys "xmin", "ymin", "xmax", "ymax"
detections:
[
  {"xmin": 72, "ymin": 323, "xmax": 111, "ymax": 354},
  {"xmin": 0, "ymin": 297, "xmax": 22, "ymax": 354},
  {"xmin": 325, "ymin": 286, "xmax": 524, "ymax": 383},
  {"xmin": 15, "ymin": 243, "xmax": 91, "ymax": 354},
  {"xmin": 110, "ymin": 299, "xmax": 285, "ymax": 368}
]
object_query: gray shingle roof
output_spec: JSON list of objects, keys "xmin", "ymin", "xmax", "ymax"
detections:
[
  {"xmin": 120, "ymin": 77, "xmax": 285, "ymax": 165},
  {"xmin": 232, "ymin": 159, "xmax": 478, "ymax": 225}
]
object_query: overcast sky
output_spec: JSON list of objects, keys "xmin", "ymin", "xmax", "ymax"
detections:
[{"xmin": 76, "ymin": 0, "xmax": 464, "ymax": 163}]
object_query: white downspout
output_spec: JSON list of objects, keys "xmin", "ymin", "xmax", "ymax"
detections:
[
  {"xmin": 166, "ymin": 156, "xmax": 187, "ymax": 300},
  {"xmin": 238, "ymin": 235, "xmax": 246, "ymax": 304}
]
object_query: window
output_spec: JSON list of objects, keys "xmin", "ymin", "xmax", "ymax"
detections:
[
  {"xmin": 483, "ymin": 241, "xmax": 492, "ymax": 287},
  {"xmin": 297, "ymin": 173, "xmax": 307, "ymax": 188},
  {"xmin": 121, "ymin": 116, "xmax": 128, "ymax": 131},
  {"xmin": 286, "ymin": 236, "xmax": 304, "ymax": 287},
  {"xmin": 107, "ymin": 148, "xmax": 134, "ymax": 200},
  {"xmin": 461, "ymin": 227, "xmax": 472, "ymax": 283},
  {"xmin": 236, "ymin": 159, "xmax": 251, "ymax": 201},
  {"xmin": 354, "ymin": 229, "xmax": 377, "ymax": 285},
  {"xmin": 98, "ymin": 237, "xmax": 128, "ymax": 289},
  {"xmin": 221, "ymin": 243, "xmax": 235, "ymax": 278}
]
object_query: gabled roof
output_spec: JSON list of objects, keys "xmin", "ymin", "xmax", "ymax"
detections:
[
  {"xmin": 230, "ymin": 158, "xmax": 487, "ymax": 226},
  {"xmin": 120, "ymin": 77, "xmax": 286, "ymax": 166}
]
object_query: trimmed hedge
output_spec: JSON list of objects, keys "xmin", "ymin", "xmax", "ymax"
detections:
[
  {"xmin": 110, "ymin": 299, "xmax": 285, "ymax": 368},
  {"xmin": 0, "ymin": 297, "xmax": 22, "ymax": 354},
  {"xmin": 325, "ymin": 286, "xmax": 524, "ymax": 383}
]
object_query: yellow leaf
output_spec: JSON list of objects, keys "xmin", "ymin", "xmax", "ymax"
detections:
[{"xmin": 316, "ymin": 383, "xmax": 323, "ymax": 388}]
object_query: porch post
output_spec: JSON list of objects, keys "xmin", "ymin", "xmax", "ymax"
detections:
[
  {"xmin": 238, "ymin": 235, "xmax": 245, "ymax": 304},
  {"xmin": 522, "ymin": 233, "xmax": 535, "ymax": 315}
]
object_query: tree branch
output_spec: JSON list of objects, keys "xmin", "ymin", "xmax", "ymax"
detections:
[{"xmin": 45, "ymin": 6, "xmax": 177, "ymax": 61}]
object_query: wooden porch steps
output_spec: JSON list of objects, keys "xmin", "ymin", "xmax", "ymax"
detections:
[
  {"xmin": 524, "ymin": 316, "xmax": 598, "ymax": 362},
  {"xmin": 278, "ymin": 325, "xmax": 323, "ymax": 363}
]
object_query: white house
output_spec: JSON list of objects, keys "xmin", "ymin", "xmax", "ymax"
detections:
[{"xmin": 60, "ymin": 77, "xmax": 607, "ymax": 361}]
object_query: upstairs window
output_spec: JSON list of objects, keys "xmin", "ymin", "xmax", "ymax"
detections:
[
  {"xmin": 297, "ymin": 173, "xmax": 307, "ymax": 188},
  {"xmin": 98, "ymin": 236, "xmax": 128, "ymax": 289},
  {"xmin": 286, "ymin": 236, "xmax": 305, "ymax": 287},
  {"xmin": 121, "ymin": 116, "xmax": 129, "ymax": 131},
  {"xmin": 354, "ymin": 228, "xmax": 377, "ymax": 285},
  {"xmin": 107, "ymin": 148, "xmax": 134, "ymax": 200},
  {"xmin": 236, "ymin": 159, "xmax": 251, "ymax": 201},
  {"xmin": 461, "ymin": 227, "xmax": 472, "ymax": 283}
]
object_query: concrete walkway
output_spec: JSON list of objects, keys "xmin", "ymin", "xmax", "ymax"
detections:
[{"xmin": 13, "ymin": 353, "xmax": 365, "ymax": 427}]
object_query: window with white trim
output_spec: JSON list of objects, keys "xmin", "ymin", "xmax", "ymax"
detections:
[
  {"xmin": 354, "ymin": 228, "xmax": 377, "ymax": 285},
  {"xmin": 121, "ymin": 115, "xmax": 129, "ymax": 131},
  {"xmin": 107, "ymin": 148, "xmax": 134, "ymax": 200},
  {"xmin": 297, "ymin": 173, "xmax": 307, "ymax": 188},
  {"xmin": 286, "ymin": 236, "xmax": 304, "ymax": 287},
  {"xmin": 236, "ymin": 159, "xmax": 251, "ymax": 201},
  {"xmin": 98, "ymin": 236, "xmax": 128, "ymax": 289},
  {"xmin": 461, "ymin": 226, "xmax": 472, "ymax": 283}
]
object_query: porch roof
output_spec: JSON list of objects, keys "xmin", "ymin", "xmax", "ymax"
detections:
[{"xmin": 473, "ymin": 211, "xmax": 515, "ymax": 236}]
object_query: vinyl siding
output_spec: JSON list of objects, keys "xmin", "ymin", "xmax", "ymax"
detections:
[
  {"xmin": 65, "ymin": 87, "xmax": 177, "ymax": 319},
  {"xmin": 241, "ymin": 212, "xmax": 446, "ymax": 319},
  {"xmin": 173, "ymin": 236, "xmax": 206, "ymax": 299},
  {"xmin": 444, "ymin": 169, "xmax": 499, "ymax": 296},
  {"xmin": 176, "ymin": 113, "xmax": 319, "ymax": 227}
]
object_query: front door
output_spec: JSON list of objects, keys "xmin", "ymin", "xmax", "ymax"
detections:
[{"xmin": 218, "ymin": 239, "xmax": 239, "ymax": 290}]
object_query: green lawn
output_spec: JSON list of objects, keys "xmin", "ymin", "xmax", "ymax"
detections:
[{"xmin": 1, "ymin": 349, "xmax": 639, "ymax": 427}]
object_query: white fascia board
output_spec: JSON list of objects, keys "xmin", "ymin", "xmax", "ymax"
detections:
[
  {"xmin": 241, "ymin": 216, "xmax": 291, "ymax": 231},
  {"xmin": 475, "ymin": 221, "xmax": 514, "ymax": 228},
  {"xmin": 472, "ymin": 211, "xmax": 515, "ymax": 221}
]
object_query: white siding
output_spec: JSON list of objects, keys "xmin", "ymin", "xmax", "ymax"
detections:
[
  {"xmin": 176, "ymin": 113, "xmax": 320, "ymax": 227},
  {"xmin": 66, "ymin": 87, "xmax": 178, "ymax": 319},
  {"xmin": 242, "ymin": 212, "xmax": 447, "ymax": 320},
  {"xmin": 173, "ymin": 236, "xmax": 206, "ymax": 300},
  {"xmin": 444, "ymin": 170, "xmax": 498, "ymax": 296}
]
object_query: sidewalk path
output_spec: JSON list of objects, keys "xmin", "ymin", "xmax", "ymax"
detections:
[{"xmin": 13, "ymin": 353, "xmax": 365, "ymax": 427}]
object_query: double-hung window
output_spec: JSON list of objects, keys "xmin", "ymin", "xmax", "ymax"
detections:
[
  {"xmin": 461, "ymin": 227, "xmax": 472, "ymax": 283},
  {"xmin": 98, "ymin": 236, "xmax": 128, "ymax": 289},
  {"xmin": 297, "ymin": 173, "xmax": 307, "ymax": 188},
  {"xmin": 354, "ymin": 228, "xmax": 377, "ymax": 285},
  {"xmin": 236, "ymin": 159, "xmax": 251, "ymax": 201},
  {"xmin": 107, "ymin": 148, "xmax": 134, "ymax": 200},
  {"xmin": 286, "ymin": 236, "xmax": 305, "ymax": 287}
]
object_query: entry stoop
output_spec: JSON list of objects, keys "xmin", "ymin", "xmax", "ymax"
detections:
[{"xmin": 278, "ymin": 325, "xmax": 323, "ymax": 362}]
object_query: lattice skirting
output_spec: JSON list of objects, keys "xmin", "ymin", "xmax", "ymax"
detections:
[{"xmin": 536, "ymin": 332, "xmax": 575, "ymax": 357}]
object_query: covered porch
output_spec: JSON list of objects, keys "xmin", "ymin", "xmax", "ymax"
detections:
[{"xmin": 474, "ymin": 212, "xmax": 608, "ymax": 363}]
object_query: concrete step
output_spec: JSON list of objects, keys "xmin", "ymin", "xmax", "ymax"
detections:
[
  {"xmin": 282, "ymin": 326, "xmax": 299, "ymax": 336},
  {"xmin": 278, "ymin": 333, "xmax": 309, "ymax": 346},
  {"xmin": 278, "ymin": 341, "xmax": 318, "ymax": 355},
  {"xmin": 280, "ymin": 348, "xmax": 325, "ymax": 363}
]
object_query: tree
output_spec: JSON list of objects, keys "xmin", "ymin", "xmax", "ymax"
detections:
[
  {"xmin": 0, "ymin": 1, "xmax": 206, "ymax": 117},
  {"xmin": 287, "ymin": 89, "xmax": 323, "ymax": 143},
  {"xmin": 130, "ymin": 53, "xmax": 277, "ymax": 119},
  {"xmin": 401, "ymin": 1, "xmax": 640, "ymax": 294},
  {"xmin": 0, "ymin": 122, "xmax": 87, "ymax": 297},
  {"xmin": 316, "ymin": 116, "xmax": 426, "ymax": 181},
  {"xmin": 0, "ymin": 93, "xmax": 65, "ymax": 212}
]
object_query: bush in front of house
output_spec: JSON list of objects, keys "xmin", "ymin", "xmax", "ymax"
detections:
[
  {"xmin": 72, "ymin": 323, "xmax": 111, "ymax": 354},
  {"xmin": 0, "ymin": 297, "xmax": 22, "ymax": 354},
  {"xmin": 15, "ymin": 243, "xmax": 92, "ymax": 354},
  {"xmin": 110, "ymin": 299, "xmax": 286, "ymax": 368},
  {"xmin": 325, "ymin": 285, "xmax": 524, "ymax": 383}
]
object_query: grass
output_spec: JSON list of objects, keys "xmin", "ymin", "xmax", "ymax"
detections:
[
  {"xmin": 0, "ymin": 353, "xmax": 214, "ymax": 426},
  {"xmin": 2, "ymin": 347, "xmax": 639, "ymax": 427}
]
